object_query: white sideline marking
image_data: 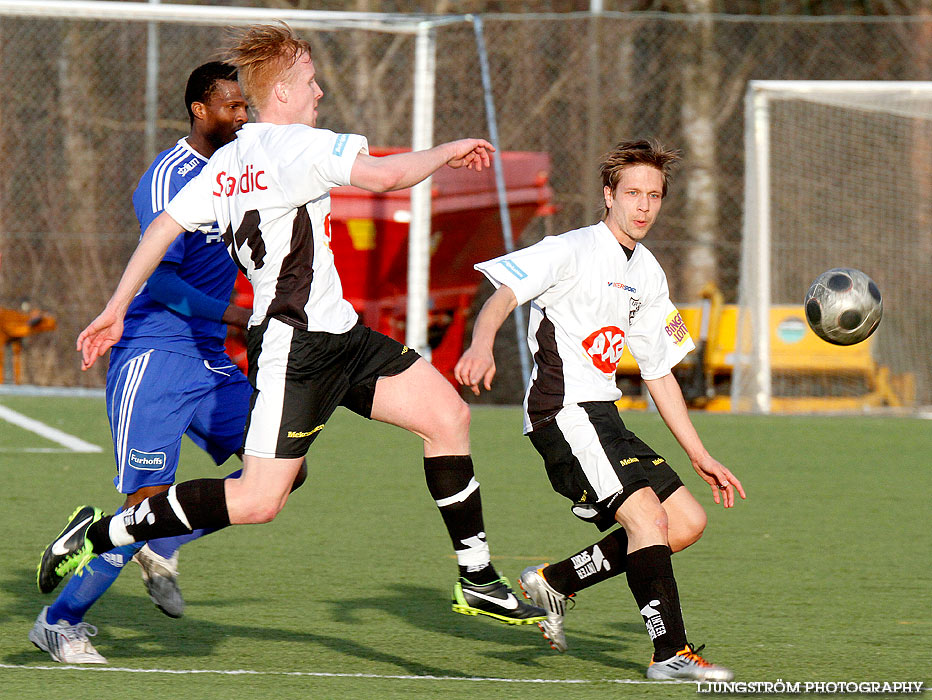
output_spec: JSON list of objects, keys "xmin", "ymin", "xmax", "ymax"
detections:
[
  {"xmin": 0, "ymin": 448, "xmax": 78, "ymax": 453},
  {"xmin": 0, "ymin": 405, "xmax": 102, "ymax": 453},
  {"xmin": 0, "ymin": 663, "xmax": 688, "ymax": 685}
]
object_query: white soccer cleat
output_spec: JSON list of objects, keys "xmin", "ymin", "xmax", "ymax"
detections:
[
  {"xmin": 29, "ymin": 606, "xmax": 107, "ymax": 664},
  {"xmin": 646, "ymin": 643, "xmax": 734, "ymax": 681},
  {"xmin": 518, "ymin": 564, "xmax": 571, "ymax": 652},
  {"xmin": 133, "ymin": 544, "xmax": 184, "ymax": 618}
]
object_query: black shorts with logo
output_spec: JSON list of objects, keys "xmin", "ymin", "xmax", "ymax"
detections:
[
  {"xmin": 527, "ymin": 401, "xmax": 684, "ymax": 531},
  {"xmin": 243, "ymin": 318, "xmax": 420, "ymax": 458}
]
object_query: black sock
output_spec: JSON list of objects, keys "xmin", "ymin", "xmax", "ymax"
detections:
[
  {"xmin": 543, "ymin": 528, "xmax": 628, "ymax": 595},
  {"xmin": 86, "ymin": 516, "xmax": 116, "ymax": 554},
  {"xmin": 424, "ymin": 455, "xmax": 497, "ymax": 584},
  {"xmin": 625, "ymin": 544, "xmax": 688, "ymax": 661},
  {"xmin": 87, "ymin": 479, "xmax": 230, "ymax": 553}
]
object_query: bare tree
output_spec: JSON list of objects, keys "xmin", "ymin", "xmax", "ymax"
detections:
[{"xmin": 678, "ymin": 0, "xmax": 721, "ymax": 300}]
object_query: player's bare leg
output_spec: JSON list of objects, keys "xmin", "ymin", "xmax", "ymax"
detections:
[
  {"xmin": 369, "ymin": 358, "xmax": 470, "ymax": 456},
  {"xmin": 662, "ymin": 486, "xmax": 707, "ymax": 553},
  {"xmin": 370, "ymin": 358, "xmax": 545, "ymax": 624},
  {"xmin": 223, "ymin": 456, "xmax": 304, "ymax": 524},
  {"xmin": 614, "ymin": 486, "xmax": 669, "ymax": 552}
]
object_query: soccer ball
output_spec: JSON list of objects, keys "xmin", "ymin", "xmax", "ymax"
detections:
[{"xmin": 804, "ymin": 268, "xmax": 883, "ymax": 346}]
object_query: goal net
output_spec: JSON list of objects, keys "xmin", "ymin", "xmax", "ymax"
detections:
[{"xmin": 734, "ymin": 81, "xmax": 932, "ymax": 413}]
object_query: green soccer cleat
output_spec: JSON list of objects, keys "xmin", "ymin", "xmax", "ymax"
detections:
[
  {"xmin": 37, "ymin": 506, "xmax": 105, "ymax": 594},
  {"xmin": 452, "ymin": 576, "xmax": 547, "ymax": 625}
]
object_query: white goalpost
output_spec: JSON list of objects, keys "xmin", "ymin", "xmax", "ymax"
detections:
[{"xmin": 734, "ymin": 80, "xmax": 932, "ymax": 413}]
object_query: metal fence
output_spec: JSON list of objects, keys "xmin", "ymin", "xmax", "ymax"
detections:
[{"xmin": 1, "ymin": 7, "xmax": 930, "ymax": 396}]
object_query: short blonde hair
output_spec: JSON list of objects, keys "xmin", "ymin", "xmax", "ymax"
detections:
[{"xmin": 224, "ymin": 22, "xmax": 311, "ymax": 111}]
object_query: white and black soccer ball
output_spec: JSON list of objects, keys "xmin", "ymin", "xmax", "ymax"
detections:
[{"xmin": 804, "ymin": 268, "xmax": 883, "ymax": 346}]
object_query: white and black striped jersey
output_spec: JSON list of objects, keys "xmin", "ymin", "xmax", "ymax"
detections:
[
  {"xmin": 475, "ymin": 221, "xmax": 694, "ymax": 433},
  {"xmin": 166, "ymin": 122, "xmax": 368, "ymax": 333}
]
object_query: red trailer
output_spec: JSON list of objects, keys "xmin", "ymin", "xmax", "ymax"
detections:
[{"xmin": 226, "ymin": 149, "xmax": 553, "ymax": 382}]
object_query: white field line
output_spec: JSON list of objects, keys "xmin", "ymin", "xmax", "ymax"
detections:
[
  {"xmin": 0, "ymin": 663, "xmax": 689, "ymax": 685},
  {"xmin": 0, "ymin": 404, "xmax": 102, "ymax": 453},
  {"xmin": 0, "ymin": 448, "xmax": 81, "ymax": 453}
]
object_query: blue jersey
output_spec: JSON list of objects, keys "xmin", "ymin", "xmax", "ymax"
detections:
[{"xmin": 118, "ymin": 138, "xmax": 238, "ymax": 359}]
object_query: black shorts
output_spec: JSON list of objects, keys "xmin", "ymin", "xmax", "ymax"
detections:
[
  {"xmin": 242, "ymin": 318, "xmax": 420, "ymax": 458},
  {"xmin": 527, "ymin": 401, "xmax": 684, "ymax": 531}
]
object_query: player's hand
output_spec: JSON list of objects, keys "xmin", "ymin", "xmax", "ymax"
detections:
[
  {"xmin": 445, "ymin": 139, "xmax": 495, "ymax": 172},
  {"xmin": 453, "ymin": 345, "xmax": 496, "ymax": 396},
  {"xmin": 691, "ymin": 454, "xmax": 746, "ymax": 508},
  {"xmin": 76, "ymin": 307, "xmax": 124, "ymax": 371}
]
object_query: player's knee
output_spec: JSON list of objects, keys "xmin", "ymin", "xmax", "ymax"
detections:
[
  {"xmin": 429, "ymin": 395, "xmax": 470, "ymax": 443},
  {"xmin": 233, "ymin": 492, "xmax": 286, "ymax": 524},
  {"xmin": 629, "ymin": 513, "xmax": 668, "ymax": 544},
  {"xmin": 243, "ymin": 502, "xmax": 282, "ymax": 524},
  {"xmin": 687, "ymin": 507, "xmax": 707, "ymax": 543},
  {"xmin": 669, "ymin": 509, "xmax": 706, "ymax": 552},
  {"xmin": 652, "ymin": 506, "xmax": 670, "ymax": 539},
  {"xmin": 617, "ymin": 494, "xmax": 668, "ymax": 541},
  {"xmin": 449, "ymin": 396, "xmax": 470, "ymax": 431}
]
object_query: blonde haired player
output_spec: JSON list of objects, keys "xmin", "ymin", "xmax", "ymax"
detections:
[{"xmin": 40, "ymin": 22, "xmax": 545, "ymax": 629}]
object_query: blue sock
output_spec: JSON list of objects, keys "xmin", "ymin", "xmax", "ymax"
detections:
[
  {"xmin": 46, "ymin": 543, "xmax": 144, "ymax": 625},
  {"xmin": 145, "ymin": 468, "xmax": 241, "ymax": 560}
]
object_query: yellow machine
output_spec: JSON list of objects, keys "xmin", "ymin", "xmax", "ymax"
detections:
[{"xmin": 615, "ymin": 284, "xmax": 913, "ymax": 412}]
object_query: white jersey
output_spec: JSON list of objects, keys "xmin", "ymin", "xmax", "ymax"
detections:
[
  {"xmin": 166, "ymin": 122, "xmax": 368, "ymax": 333},
  {"xmin": 476, "ymin": 221, "xmax": 694, "ymax": 433}
]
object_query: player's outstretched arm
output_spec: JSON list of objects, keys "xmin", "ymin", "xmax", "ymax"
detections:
[
  {"xmin": 454, "ymin": 284, "xmax": 517, "ymax": 396},
  {"xmin": 644, "ymin": 373, "xmax": 746, "ymax": 508},
  {"xmin": 350, "ymin": 139, "xmax": 495, "ymax": 193},
  {"xmin": 76, "ymin": 211, "xmax": 186, "ymax": 370}
]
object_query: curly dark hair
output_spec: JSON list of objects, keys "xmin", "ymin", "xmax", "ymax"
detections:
[{"xmin": 184, "ymin": 61, "xmax": 238, "ymax": 125}]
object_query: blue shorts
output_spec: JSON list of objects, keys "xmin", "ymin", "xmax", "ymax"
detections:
[{"xmin": 106, "ymin": 346, "xmax": 252, "ymax": 494}]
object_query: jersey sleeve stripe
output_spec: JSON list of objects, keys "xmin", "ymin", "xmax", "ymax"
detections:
[
  {"xmin": 148, "ymin": 145, "xmax": 179, "ymax": 212},
  {"xmin": 149, "ymin": 145, "xmax": 187, "ymax": 214}
]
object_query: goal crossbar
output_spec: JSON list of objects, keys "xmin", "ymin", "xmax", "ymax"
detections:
[{"xmin": 0, "ymin": 0, "xmax": 460, "ymax": 33}]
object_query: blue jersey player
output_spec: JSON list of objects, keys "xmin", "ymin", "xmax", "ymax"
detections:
[{"xmin": 30, "ymin": 62, "xmax": 304, "ymax": 664}]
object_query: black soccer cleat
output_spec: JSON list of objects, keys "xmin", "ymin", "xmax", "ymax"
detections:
[
  {"xmin": 451, "ymin": 576, "xmax": 547, "ymax": 625},
  {"xmin": 37, "ymin": 506, "xmax": 105, "ymax": 594}
]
